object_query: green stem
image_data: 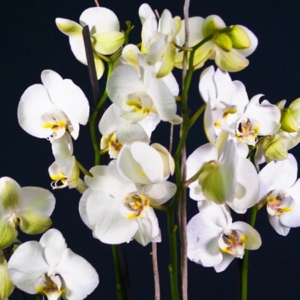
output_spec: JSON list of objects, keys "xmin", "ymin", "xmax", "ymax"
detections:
[
  {"xmin": 240, "ymin": 204, "xmax": 258, "ymax": 300},
  {"xmin": 189, "ymin": 104, "xmax": 206, "ymax": 127},
  {"xmin": 112, "ymin": 245, "xmax": 127, "ymax": 300}
]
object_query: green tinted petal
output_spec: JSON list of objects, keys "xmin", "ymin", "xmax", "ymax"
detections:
[
  {"xmin": 55, "ymin": 18, "xmax": 83, "ymax": 38},
  {"xmin": 0, "ymin": 220, "xmax": 18, "ymax": 250},
  {"xmin": 94, "ymin": 55, "xmax": 105, "ymax": 80},
  {"xmin": 202, "ymin": 15, "xmax": 226, "ymax": 37},
  {"xmin": 156, "ymin": 44, "xmax": 175, "ymax": 78},
  {"xmin": 93, "ymin": 31, "xmax": 125, "ymax": 55},
  {"xmin": 0, "ymin": 177, "xmax": 21, "ymax": 210},
  {"xmin": 280, "ymin": 108, "xmax": 298, "ymax": 133},
  {"xmin": 215, "ymin": 49, "xmax": 249, "ymax": 72},
  {"xmin": 0, "ymin": 252, "xmax": 14, "ymax": 300},
  {"xmin": 19, "ymin": 212, "xmax": 52, "ymax": 235}
]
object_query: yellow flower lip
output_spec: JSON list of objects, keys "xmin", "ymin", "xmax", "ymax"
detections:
[
  {"xmin": 266, "ymin": 192, "xmax": 292, "ymax": 216},
  {"xmin": 220, "ymin": 230, "xmax": 246, "ymax": 257},
  {"xmin": 125, "ymin": 193, "xmax": 150, "ymax": 219}
]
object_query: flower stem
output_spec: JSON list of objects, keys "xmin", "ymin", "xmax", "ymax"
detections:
[
  {"xmin": 112, "ymin": 245, "xmax": 127, "ymax": 300},
  {"xmin": 240, "ymin": 204, "xmax": 258, "ymax": 300}
]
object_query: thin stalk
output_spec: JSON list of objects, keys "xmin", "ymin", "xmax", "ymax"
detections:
[
  {"xmin": 152, "ymin": 242, "xmax": 160, "ymax": 300},
  {"xmin": 180, "ymin": 0, "xmax": 190, "ymax": 298},
  {"xmin": 240, "ymin": 204, "xmax": 258, "ymax": 300}
]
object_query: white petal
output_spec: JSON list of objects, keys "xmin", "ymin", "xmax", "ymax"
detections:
[
  {"xmin": 19, "ymin": 187, "xmax": 55, "ymax": 216},
  {"xmin": 79, "ymin": 189, "xmax": 93, "ymax": 229},
  {"xmin": 98, "ymin": 104, "xmax": 120, "ymax": 137},
  {"xmin": 147, "ymin": 77, "xmax": 177, "ymax": 122},
  {"xmin": 145, "ymin": 181, "xmax": 176, "ymax": 206},
  {"xmin": 258, "ymin": 154, "xmax": 297, "ymax": 201},
  {"xmin": 231, "ymin": 222, "xmax": 261, "ymax": 250},
  {"xmin": 228, "ymin": 157, "xmax": 259, "ymax": 212},
  {"xmin": 214, "ymin": 253, "xmax": 235, "ymax": 273},
  {"xmin": 8, "ymin": 241, "xmax": 48, "ymax": 294},
  {"xmin": 18, "ymin": 84, "xmax": 54, "ymax": 138},
  {"xmin": 56, "ymin": 249, "xmax": 99, "ymax": 300},
  {"xmin": 187, "ymin": 210, "xmax": 223, "ymax": 267},
  {"xmin": 87, "ymin": 191, "xmax": 138, "ymax": 244},
  {"xmin": 268, "ymin": 215, "xmax": 290, "ymax": 236},
  {"xmin": 139, "ymin": 3, "xmax": 155, "ymax": 25},
  {"xmin": 39, "ymin": 229, "xmax": 67, "ymax": 268},
  {"xmin": 134, "ymin": 218, "xmax": 153, "ymax": 246},
  {"xmin": 80, "ymin": 7, "xmax": 120, "ymax": 33}
]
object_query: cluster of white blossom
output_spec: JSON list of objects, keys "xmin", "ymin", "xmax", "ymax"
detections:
[{"xmin": 1, "ymin": 2, "xmax": 300, "ymax": 300}]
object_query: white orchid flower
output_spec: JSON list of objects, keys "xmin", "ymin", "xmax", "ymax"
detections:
[
  {"xmin": 48, "ymin": 132, "xmax": 84, "ymax": 191},
  {"xmin": 187, "ymin": 204, "xmax": 261, "ymax": 272},
  {"xmin": 107, "ymin": 45, "xmax": 182, "ymax": 125},
  {"xmin": 200, "ymin": 67, "xmax": 281, "ymax": 148},
  {"xmin": 99, "ymin": 103, "xmax": 160, "ymax": 158},
  {"xmin": 186, "ymin": 136, "xmax": 259, "ymax": 213},
  {"xmin": 18, "ymin": 70, "xmax": 89, "ymax": 140},
  {"xmin": 117, "ymin": 142, "xmax": 174, "ymax": 185},
  {"xmin": 139, "ymin": 4, "xmax": 181, "ymax": 77},
  {"xmin": 56, "ymin": 7, "xmax": 125, "ymax": 79},
  {"xmin": 0, "ymin": 177, "xmax": 55, "ymax": 250},
  {"xmin": 79, "ymin": 162, "xmax": 176, "ymax": 246},
  {"xmin": 258, "ymin": 154, "xmax": 300, "ymax": 236},
  {"xmin": 176, "ymin": 15, "xmax": 258, "ymax": 72},
  {"xmin": 7, "ymin": 229, "xmax": 99, "ymax": 300}
]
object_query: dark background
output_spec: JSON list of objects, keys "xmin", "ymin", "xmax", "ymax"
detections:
[{"xmin": 1, "ymin": 1, "xmax": 300, "ymax": 299}]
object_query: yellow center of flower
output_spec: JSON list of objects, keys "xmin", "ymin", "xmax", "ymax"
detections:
[
  {"xmin": 266, "ymin": 192, "xmax": 292, "ymax": 216},
  {"xmin": 126, "ymin": 99, "xmax": 151, "ymax": 115},
  {"xmin": 219, "ymin": 230, "xmax": 246, "ymax": 258},
  {"xmin": 36, "ymin": 273, "xmax": 65, "ymax": 300},
  {"xmin": 124, "ymin": 193, "xmax": 150, "ymax": 219},
  {"xmin": 108, "ymin": 133, "xmax": 123, "ymax": 155},
  {"xmin": 236, "ymin": 118, "xmax": 259, "ymax": 145},
  {"xmin": 50, "ymin": 171, "xmax": 68, "ymax": 189},
  {"xmin": 43, "ymin": 120, "xmax": 67, "ymax": 133}
]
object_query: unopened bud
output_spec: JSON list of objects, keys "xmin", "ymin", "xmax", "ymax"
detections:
[
  {"xmin": 262, "ymin": 135, "xmax": 288, "ymax": 163},
  {"xmin": 280, "ymin": 108, "xmax": 298, "ymax": 133},
  {"xmin": 215, "ymin": 33, "xmax": 233, "ymax": 52},
  {"xmin": 289, "ymin": 98, "xmax": 300, "ymax": 125},
  {"xmin": 228, "ymin": 25, "xmax": 250, "ymax": 49}
]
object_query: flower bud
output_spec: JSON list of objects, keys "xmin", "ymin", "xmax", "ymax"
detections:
[
  {"xmin": 227, "ymin": 25, "xmax": 251, "ymax": 49},
  {"xmin": 289, "ymin": 98, "xmax": 300, "ymax": 124},
  {"xmin": 202, "ymin": 15, "xmax": 225, "ymax": 37},
  {"xmin": 215, "ymin": 33, "xmax": 233, "ymax": 52},
  {"xmin": 280, "ymin": 108, "xmax": 298, "ymax": 133},
  {"xmin": 261, "ymin": 135, "xmax": 288, "ymax": 163},
  {"xmin": 198, "ymin": 161, "xmax": 231, "ymax": 204},
  {"xmin": 0, "ymin": 252, "xmax": 14, "ymax": 300}
]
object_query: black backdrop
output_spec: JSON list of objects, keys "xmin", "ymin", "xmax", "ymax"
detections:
[{"xmin": 1, "ymin": 1, "xmax": 300, "ymax": 299}]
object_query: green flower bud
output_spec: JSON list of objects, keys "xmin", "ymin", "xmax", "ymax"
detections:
[
  {"xmin": 227, "ymin": 25, "xmax": 251, "ymax": 49},
  {"xmin": 215, "ymin": 33, "xmax": 233, "ymax": 52},
  {"xmin": 198, "ymin": 161, "xmax": 232, "ymax": 204},
  {"xmin": 262, "ymin": 135, "xmax": 288, "ymax": 163},
  {"xmin": 289, "ymin": 97, "xmax": 300, "ymax": 124},
  {"xmin": 280, "ymin": 108, "xmax": 298, "ymax": 133},
  {"xmin": 0, "ymin": 252, "xmax": 14, "ymax": 300}
]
